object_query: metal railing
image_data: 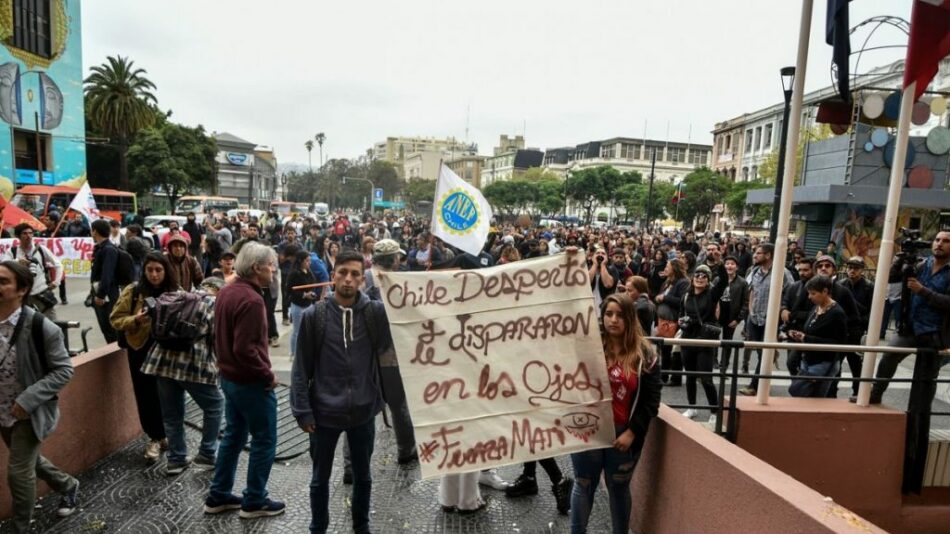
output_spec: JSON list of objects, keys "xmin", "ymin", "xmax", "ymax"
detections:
[{"xmin": 644, "ymin": 336, "xmax": 950, "ymax": 493}]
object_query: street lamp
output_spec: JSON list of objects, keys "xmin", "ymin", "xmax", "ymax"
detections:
[{"xmin": 769, "ymin": 66, "xmax": 796, "ymax": 244}]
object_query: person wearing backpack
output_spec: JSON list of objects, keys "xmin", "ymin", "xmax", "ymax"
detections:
[
  {"xmin": 290, "ymin": 248, "xmax": 389, "ymax": 534},
  {"xmin": 2, "ymin": 224, "xmax": 64, "ymax": 320},
  {"xmin": 109, "ymin": 252, "xmax": 173, "ymax": 464},
  {"xmin": 90, "ymin": 219, "xmax": 122, "ymax": 343},
  {"xmin": 0, "ymin": 260, "xmax": 80, "ymax": 532},
  {"xmin": 141, "ymin": 277, "xmax": 224, "ymax": 476}
]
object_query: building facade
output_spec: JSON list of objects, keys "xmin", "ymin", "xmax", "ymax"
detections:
[
  {"xmin": 213, "ymin": 132, "xmax": 278, "ymax": 208},
  {"xmin": 372, "ymin": 135, "xmax": 474, "ymax": 179},
  {"xmin": 446, "ymin": 154, "xmax": 485, "ymax": 187},
  {"xmin": 711, "ymin": 59, "xmax": 949, "ymax": 183},
  {"xmin": 543, "ymin": 137, "xmax": 712, "ymax": 184},
  {"xmin": 0, "ymin": 0, "xmax": 86, "ymax": 196},
  {"xmin": 481, "ymin": 149, "xmax": 544, "ymax": 186}
]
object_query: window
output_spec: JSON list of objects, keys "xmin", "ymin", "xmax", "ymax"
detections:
[
  {"xmin": 751, "ymin": 165, "xmax": 758, "ymax": 180},
  {"xmin": 621, "ymin": 144, "xmax": 639, "ymax": 159},
  {"xmin": 754, "ymin": 127, "xmax": 762, "ymax": 151},
  {"xmin": 12, "ymin": 0, "xmax": 52, "ymax": 58},
  {"xmin": 689, "ymin": 150, "xmax": 708, "ymax": 165},
  {"xmin": 599, "ymin": 145, "xmax": 616, "ymax": 159},
  {"xmin": 13, "ymin": 128, "xmax": 51, "ymax": 171},
  {"xmin": 643, "ymin": 145, "xmax": 657, "ymax": 160},
  {"xmin": 764, "ymin": 124, "xmax": 773, "ymax": 149},
  {"xmin": 745, "ymin": 130, "xmax": 753, "ymax": 151},
  {"xmin": 667, "ymin": 147, "xmax": 684, "ymax": 163},
  {"xmin": 725, "ymin": 135, "xmax": 732, "ymax": 151}
]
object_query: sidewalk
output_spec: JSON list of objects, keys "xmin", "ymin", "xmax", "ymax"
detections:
[{"xmin": 11, "ymin": 417, "xmax": 608, "ymax": 533}]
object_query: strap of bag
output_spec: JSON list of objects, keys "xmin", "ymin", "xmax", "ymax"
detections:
[{"xmin": 32, "ymin": 311, "xmax": 48, "ymax": 376}]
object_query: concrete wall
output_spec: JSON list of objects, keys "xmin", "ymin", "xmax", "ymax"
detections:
[
  {"xmin": 630, "ymin": 405, "xmax": 887, "ymax": 534},
  {"xmin": 0, "ymin": 345, "xmax": 140, "ymax": 519}
]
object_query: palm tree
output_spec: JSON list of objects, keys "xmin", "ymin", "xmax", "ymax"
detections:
[
  {"xmin": 84, "ymin": 56, "xmax": 158, "ymax": 190},
  {"xmin": 315, "ymin": 132, "xmax": 326, "ymax": 169},
  {"xmin": 304, "ymin": 139, "xmax": 314, "ymax": 172}
]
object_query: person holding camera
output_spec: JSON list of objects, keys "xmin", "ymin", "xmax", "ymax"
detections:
[
  {"xmin": 109, "ymin": 252, "xmax": 176, "ymax": 463},
  {"xmin": 868, "ymin": 230, "xmax": 950, "ymax": 404},
  {"xmin": 589, "ymin": 248, "xmax": 631, "ymax": 307},
  {"xmin": 2, "ymin": 224, "xmax": 63, "ymax": 320},
  {"xmin": 678, "ymin": 264, "xmax": 725, "ymax": 423},
  {"xmin": 786, "ymin": 276, "xmax": 848, "ymax": 397}
]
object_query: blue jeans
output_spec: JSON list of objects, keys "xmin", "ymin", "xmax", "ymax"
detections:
[
  {"xmin": 789, "ymin": 359, "xmax": 840, "ymax": 398},
  {"xmin": 290, "ymin": 303, "xmax": 308, "ymax": 357},
  {"xmin": 569, "ymin": 426, "xmax": 641, "ymax": 534},
  {"xmin": 155, "ymin": 377, "xmax": 224, "ymax": 464},
  {"xmin": 309, "ymin": 417, "xmax": 376, "ymax": 534},
  {"xmin": 209, "ymin": 378, "xmax": 277, "ymax": 508}
]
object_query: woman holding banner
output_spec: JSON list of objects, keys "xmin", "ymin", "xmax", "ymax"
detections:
[{"xmin": 570, "ymin": 293, "xmax": 661, "ymax": 534}]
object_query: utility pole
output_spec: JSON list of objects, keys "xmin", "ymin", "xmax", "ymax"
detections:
[
  {"xmin": 645, "ymin": 147, "xmax": 657, "ymax": 230},
  {"xmin": 34, "ymin": 111, "xmax": 43, "ymax": 184}
]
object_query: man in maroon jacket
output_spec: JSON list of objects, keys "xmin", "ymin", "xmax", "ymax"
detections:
[{"xmin": 203, "ymin": 242, "xmax": 285, "ymax": 519}]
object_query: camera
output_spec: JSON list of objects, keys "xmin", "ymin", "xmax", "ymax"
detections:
[
  {"xmin": 778, "ymin": 323, "xmax": 790, "ymax": 342},
  {"xmin": 143, "ymin": 297, "xmax": 158, "ymax": 314},
  {"xmin": 677, "ymin": 316, "xmax": 691, "ymax": 329},
  {"xmin": 896, "ymin": 227, "xmax": 930, "ymax": 270}
]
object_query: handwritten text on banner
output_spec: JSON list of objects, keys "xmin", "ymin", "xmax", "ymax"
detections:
[
  {"xmin": 0, "ymin": 238, "xmax": 96, "ymax": 278},
  {"xmin": 377, "ymin": 253, "xmax": 613, "ymax": 479}
]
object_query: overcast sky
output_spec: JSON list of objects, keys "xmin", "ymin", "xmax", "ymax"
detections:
[{"xmin": 80, "ymin": 0, "xmax": 911, "ymax": 167}]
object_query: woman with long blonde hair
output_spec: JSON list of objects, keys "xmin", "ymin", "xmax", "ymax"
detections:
[{"xmin": 570, "ymin": 293, "xmax": 662, "ymax": 534}]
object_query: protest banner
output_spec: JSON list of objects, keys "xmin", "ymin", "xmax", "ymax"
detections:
[
  {"xmin": 376, "ymin": 252, "xmax": 614, "ymax": 479},
  {"xmin": 0, "ymin": 237, "xmax": 96, "ymax": 278}
]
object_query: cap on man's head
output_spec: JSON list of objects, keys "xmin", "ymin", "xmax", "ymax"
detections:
[
  {"xmin": 373, "ymin": 239, "xmax": 405, "ymax": 257},
  {"xmin": 167, "ymin": 234, "xmax": 189, "ymax": 247},
  {"xmin": 845, "ymin": 256, "xmax": 866, "ymax": 268},
  {"xmin": 816, "ymin": 254, "xmax": 836, "ymax": 265},
  {"xmin": 610, "ymin": 248, "xmax": 625, "ymax": 257},
  {"xmin": 221, "ymin": 251, "xmax": 236, "ymax": 260},
  {"xmin": 502, "ymin": 235, "xmax": 515, "ymax": 245},
  {"xmin": 694, "ymin": 264, "xmax": 713, "ymax": 277}
]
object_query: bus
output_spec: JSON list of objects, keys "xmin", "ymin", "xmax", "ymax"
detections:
[
  {"xmin": 11, "ymin": 185, "xmax": 137, "ymax": 222},
  {"xmin": 313, "ymin": 202, "xmax": 329, "ymax": 217},
  {"xmin": 269, "ymin": 201, "xmax": 310, "ymax": 217},
  {"xmin": 174, "ymin": 196, "xmax": 239, "ymax": 215}
]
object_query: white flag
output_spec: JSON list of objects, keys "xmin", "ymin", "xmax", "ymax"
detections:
[
  {"xmin": 430, "ymin": 163, "xmax": 493, "ymax": 256},
  {"xmin": 68, "ymin": 182, "xmax": 101, "ymax": 222}
]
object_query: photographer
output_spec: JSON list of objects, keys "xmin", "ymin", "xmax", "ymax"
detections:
[
  {"xmin": 868, "ymin": 230, "xmax": 950, "ymax": 404},
  {"xmin": 2, "ymin": 224, "xmax": 63, "ymax": 320},
  {"xmin": 589, "ymin": 248, "xmax": 631, "ymax": 306},
  {"xmin": 678, "ymin": 265, "xmax": 726, "ymax": 423}
]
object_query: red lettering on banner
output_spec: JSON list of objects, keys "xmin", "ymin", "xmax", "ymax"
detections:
[
  {"xmin": 427, "ymin": 418, "xmax": 566, "ymax": 469},
  {"xmin": 522, "ymin": 360, "xmax": 603, "ymax": 407},
  {"xmin": 423, "ymin": 378, "xmax": 469, "ymax": 404},
  {"xmin": 71, "ymin": 239, "xmax": 95, "ymax": 260},
  {"xmin": 477, "ymin": 364, "xmax": 517, "ymax": 400}
]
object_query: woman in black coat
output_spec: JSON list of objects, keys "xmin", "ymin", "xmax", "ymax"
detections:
[
  {"xmin": 678, "ymin": 264, "xmax": 727, "ymax": 422},
  {"xmin": 654, "ymin": 258, "xmax": 689, "ymax": 386}
]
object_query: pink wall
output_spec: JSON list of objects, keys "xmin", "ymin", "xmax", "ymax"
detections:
[
  {"xmin": 630, "ymin": 405, "xmax": 887, "ymax": 533},
  {"xmin": 0, "ymin": 345, "xmax": 141, "ymax": 519}
]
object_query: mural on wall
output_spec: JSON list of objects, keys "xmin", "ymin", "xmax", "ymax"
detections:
[
  {"xmin": 0, "ymin": 0, "xmax": 86, "ymax": 197},
  {"xmin": 830, "ymin": 205, "xmax": 885, "ymax": 269},
  {"xmin": 830, "ymin": 205, "xmax": 943, "ymax": 270}
]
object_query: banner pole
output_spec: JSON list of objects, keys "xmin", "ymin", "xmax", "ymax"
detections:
[{"xmin": 756, "ymin": 0, "xmax": 813, "ymax": 405}]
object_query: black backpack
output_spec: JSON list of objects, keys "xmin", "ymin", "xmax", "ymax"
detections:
[
  {"xmin": 115, "ymin": 247, "xmax": 135, "ymax": 287},
  {"xmin": 151, "ymin": 291, "xmax": 207, "ymax": 351}
]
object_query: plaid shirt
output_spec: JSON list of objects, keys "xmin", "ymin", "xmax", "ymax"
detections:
[
  {"xmin": 746, "ymin": 264, "xmax": 794, "ymax": 326},
  {"xmin": 140, "ymin": 293, "xmax": 218, "ymax": 385}
]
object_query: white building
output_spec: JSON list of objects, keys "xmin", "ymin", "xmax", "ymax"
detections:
[{"xmin": 543, "ymin": 138, "xmax": 712, "ymax": 184}]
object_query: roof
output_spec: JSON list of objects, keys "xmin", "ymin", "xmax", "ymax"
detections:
[{"xmin": 213, "ymin": 132, "xmax": 256, "ymax": 147}]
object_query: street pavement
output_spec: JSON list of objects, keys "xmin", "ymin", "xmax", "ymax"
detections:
[{"xmin": 9, "ymin": 288, "xmax": 947, "ymax": 533}]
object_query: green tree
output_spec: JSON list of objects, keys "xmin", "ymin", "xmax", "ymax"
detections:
[
  {"xmin": 304, "ymin": 140, "xmax": 314, "ymax": 171},
  {"xmin": 758, "ymin": 124, "xmax": 833, "ymax": 186},
  {"xmin": 724, "ymin": 179, "xmax": 771, "ymax": 226},
  {"xmin": 84, "ymin": 56, "xmax": 158, "ymax": 190},
  {"xmin": 126, "ymin": 119, "xmax": 217, "ymax": 212},
  {"xmin": 565, "ymin": 166, "xmax": 622, "ymax": 224},
  {"xmin": 403, "ymin": 179, "xmax": 437, "ymax": 208},
  {"xmin": 535, "ymin": 179, "xmax": 565, "ymax": 216},
  {"xmin": 483, "ymin": 181, "xmax": 519, "ymax": 215},
  {"xmin": 675, "ymin": 167, "xmax": 732, "ymax": 229},
  {"xmin": 517, "ymin": 167, "xmax": 563, "ymax": 183}
]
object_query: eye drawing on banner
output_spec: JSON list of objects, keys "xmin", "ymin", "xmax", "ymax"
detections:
[
  {"xmin": 438, "ymin": 188, "xmax": 480, "ymax": 235},
  {"xmin": 559, "ymin": 412, "xmax": 601, "ymax": 443}
]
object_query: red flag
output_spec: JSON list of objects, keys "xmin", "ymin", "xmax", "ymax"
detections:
[{"xmin": 903, "ymin": 0, "xmax": 950, "ymax": 101}]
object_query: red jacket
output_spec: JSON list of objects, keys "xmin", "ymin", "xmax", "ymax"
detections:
[{"xmin": 214, "ymin": 277, "xmax": 274, "ymax": 385}]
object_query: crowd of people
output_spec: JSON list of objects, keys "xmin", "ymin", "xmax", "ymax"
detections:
[{"xmin": 2, "ymin": 205, "xmax": 948, "ymax": 533}]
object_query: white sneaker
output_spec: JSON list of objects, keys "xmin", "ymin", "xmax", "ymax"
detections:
[
  {"xmin": 682, "ymin": 409, "xmax": 699, "ymax": 420},
  {"xmin": 144, "ymin": 440, "xmax": 162, "ymax": 463},
  {"xmin": 478, "ymin": 469, "xmax": 510, "ymax": 490}
]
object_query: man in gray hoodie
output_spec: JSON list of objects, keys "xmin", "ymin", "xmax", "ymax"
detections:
[{"xmin": 291, "ymin": 248, "xmax": 389, "ymax": 534}]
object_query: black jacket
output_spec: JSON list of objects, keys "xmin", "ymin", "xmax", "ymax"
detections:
[
  {"xmin": 626, "ymin": 349, "xmax": 662, "ymax": 452},
  {"xmin": 91, "ymin": 240, "xmax": 119, "ymax": 301},
  {"xmin": 801, "ymin": 304, "xmax": 848, "ymax": 364},
  {"xmin": 679, "ymin": 279, "xmax": 727, "ymax": 339},
  {"xmin": 720, "ymin": 275, "xmax": 750, "ymax": 325},
  {"xmin": 841, "ymin": 277, "xmax": 874, "ymax": 331}
]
